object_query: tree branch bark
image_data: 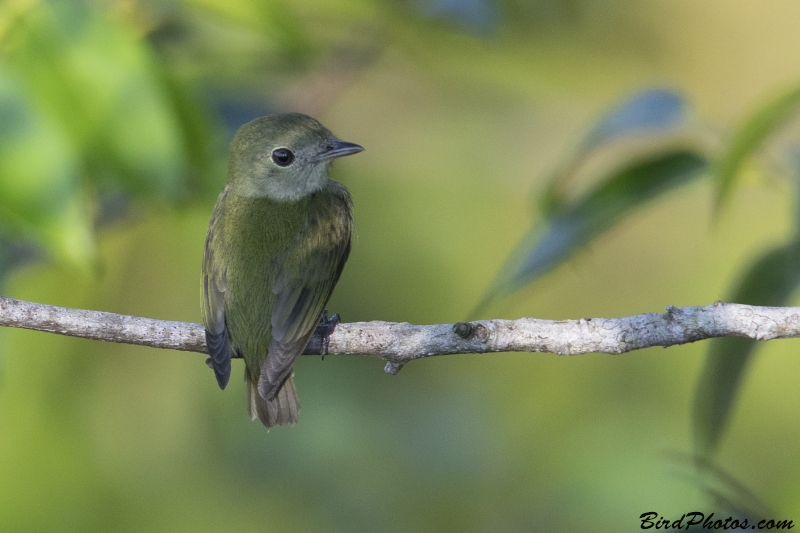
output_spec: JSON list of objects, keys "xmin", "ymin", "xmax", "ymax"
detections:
[{"xmin": 2, "ymin": 296, "xmax": 799, "ymax": 374}]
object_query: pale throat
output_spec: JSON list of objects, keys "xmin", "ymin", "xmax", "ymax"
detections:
[{"xmin": 232, "ymin": 163, "xmax": 330, "ymax": 202}]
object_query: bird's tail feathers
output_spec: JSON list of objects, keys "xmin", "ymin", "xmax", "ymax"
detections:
[{"xmin": 247, "ymin": 373, "xmax": 300, "ymax": 427}]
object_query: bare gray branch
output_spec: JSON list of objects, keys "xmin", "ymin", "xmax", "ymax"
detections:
[{"xmin": 2, "ymin": 297, "xmax": 800, "ymax": 371}]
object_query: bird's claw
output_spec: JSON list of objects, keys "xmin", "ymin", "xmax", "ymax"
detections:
[{"xmin": 316, "ymin": 310, "xmax": 340, "ymax": 359}]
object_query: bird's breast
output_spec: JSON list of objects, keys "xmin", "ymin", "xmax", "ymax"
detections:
[{"xmin": 221, "ymin": 187, "xmax": 351, "ymax": 286}]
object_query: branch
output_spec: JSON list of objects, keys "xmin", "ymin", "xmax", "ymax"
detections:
[{"xmin": 1, "ymin": 296, "xmax": 799, "ymax": 374}]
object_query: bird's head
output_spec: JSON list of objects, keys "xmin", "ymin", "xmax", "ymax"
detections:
[{"xmin": 228, "ymin": 113, "xmax": 363, "ymax": 201}]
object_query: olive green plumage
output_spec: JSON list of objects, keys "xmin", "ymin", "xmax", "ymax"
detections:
[{"xmin": 202, "ymin": 113, "xmax": 362, "ymax": 427}]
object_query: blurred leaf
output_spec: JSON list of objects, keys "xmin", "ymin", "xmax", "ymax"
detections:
[
  {"xmin": 156, "ymin": 65, "xmax": 226, "ymax": 198},
  {"xmin": 693, "ymin": 241, "xmax": 800, "ymax": 457},
  {"xmin": 182, "ymin": 0, "xmax": 311, "ymax": 60},
  {"xmin": 0, "ymin": 0, "xmax": 236, "ymax": 271},
  {"xmin": 7, "ymin": 1, "xmax": 191, "ymax": 201},
  {"xmin": 544, "ymin": 88, "xmax": 688, "ymax": 212},
  {"xmin": 715, "ymin": 84, "xmax": 800, "ymax": 213},
  {"xmin": 40, "ymin": 193, "xmax": 97, "ymax": 269},
  {"xmin": 583, "ymin": 89, "xmax": 687, "ymax": 153},
  {"xmin": 474, "ymin": 149, "xmax": 707, "ymax": 316},
  {"xmin": 415, "ymin": 0, "xmax": 499, "ymax": 33},
  {"xmin": 0, "ymin": 238, "xmax": 39, "ymax": 280},
  {"xmin": 668, "ymin": 453, "xmax": 774, "ymax": 522},
  {"xmin": 0, "ymin": 69, "xmax": 95, "ymax": 268}
]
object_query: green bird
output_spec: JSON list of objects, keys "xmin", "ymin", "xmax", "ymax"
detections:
[{"xmin": 202, "ymin": 113, "xmax": 362, "ymax": 427}]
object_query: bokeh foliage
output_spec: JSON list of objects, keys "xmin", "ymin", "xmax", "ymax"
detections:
[
  {"xmin": 2, "ymin": 0, "xmax": 800, "ymax": 532},
  {"xmin": 478, "ymin": 84, "xmax": 800, "ymax": 465}
]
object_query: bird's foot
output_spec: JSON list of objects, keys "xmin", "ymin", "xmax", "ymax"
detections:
[{"xmin": 316, "ymin": 310, "xmax": 340, "ymax": 359}]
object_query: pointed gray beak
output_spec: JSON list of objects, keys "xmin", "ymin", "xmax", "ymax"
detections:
[{"xmin": 313, "ymin": 140, "xmax": 364, "ymax": 162}]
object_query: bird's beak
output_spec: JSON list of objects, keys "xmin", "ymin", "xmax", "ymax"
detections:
[{"xmin": 313, "ymin": 140, "xmax": 364, "ymax": 162}]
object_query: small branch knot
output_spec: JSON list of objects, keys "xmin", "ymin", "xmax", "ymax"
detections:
[
  {"xmin": 473, "ymin": 323, "xmax": 490, "ymax": 342},
  {"xmin": 453, "ymin": 322, "xmax": 475, "ymax": 339}
]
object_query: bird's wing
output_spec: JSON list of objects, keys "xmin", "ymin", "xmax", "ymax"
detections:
[
  {"xmin": 258, "ymin": 228, "xmax": 351, "ymax": 401},
  {"xmin": 202, "ymin": 190, "xmax": 232, "ymax": 389}
]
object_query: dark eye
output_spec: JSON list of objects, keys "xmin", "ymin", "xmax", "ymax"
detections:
[{"xmin": 271, "ymin": 148, "xmax": 295, "ymax": 166}]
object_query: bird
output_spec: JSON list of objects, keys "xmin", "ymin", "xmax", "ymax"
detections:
[{"xmin": 202, "ymin": 113, "xmax": 362, "ymax": 427}]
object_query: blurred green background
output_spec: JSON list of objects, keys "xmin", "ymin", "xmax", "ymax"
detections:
[{"xmin": 2, "ymin": 0, "xmax": 800, "ymax": 531}]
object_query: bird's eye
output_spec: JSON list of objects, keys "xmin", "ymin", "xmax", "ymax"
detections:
[{"xmin": 271, "ymin": 148, "xmax": 295, "ymax": 167}]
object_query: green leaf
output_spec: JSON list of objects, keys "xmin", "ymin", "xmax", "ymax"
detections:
[
  {"xmin": 667, "ymin": 453, "xmax": 774, "ymax": 521},
  {"xmin": 0, "ymin": 70, "xmax": 95, "ymax": 268},
  {"xmin": 157, "ymin": 69, "xmax": 227, "ymax": 199},
  {"xmin": 7, "ymin": 2, "xmax": 191, "ymax": 201},
  {"xmin": 473, "ymin": 149, "xmax": 708, "ymax": 316},
  {"xmin": 582, "ymin": 89, "xmax": 687, "ymax": 151},
  {"xmin": 693, "ymin": 241, "xmax": 800, "ymax": 457},
  {"xmin": 0, "ymin": 1, "xmax": 224, "ymax": 270},
  {"xmin": 716, "ymin": 84, "xmax": 800, "ymax": 213},
  {"xmin": 182, "ymin": 0, "xmax": 311, "ymax": 61},
  {"xmin": 543, "ymin": 88, "xmax": 688, "ymax": 213}
]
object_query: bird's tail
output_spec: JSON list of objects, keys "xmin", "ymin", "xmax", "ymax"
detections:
[{"xmin": 247, "ymin": 373, "xmax": 300, "ymax": 427}]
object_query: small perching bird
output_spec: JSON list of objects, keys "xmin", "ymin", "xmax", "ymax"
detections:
[{"xmin": 202, "ymin": 113, "xmax": 362, "ymax": 427}]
